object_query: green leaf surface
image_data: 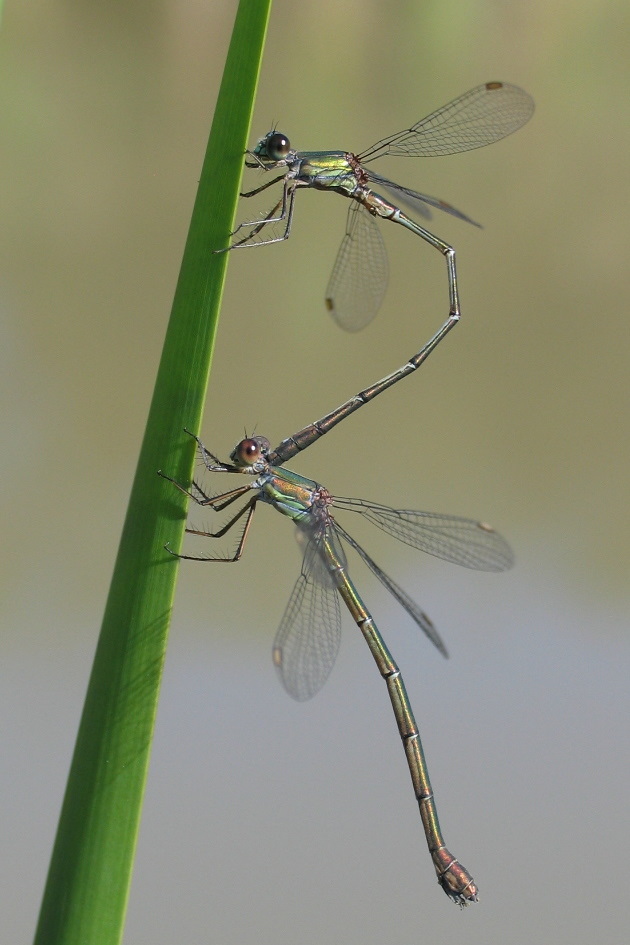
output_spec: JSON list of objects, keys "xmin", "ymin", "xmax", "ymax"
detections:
[{"xmin": 33, "ymin": 3, "xmax": 273, "ymax": 943}]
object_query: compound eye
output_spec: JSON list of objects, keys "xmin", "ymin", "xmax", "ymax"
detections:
[
  {"xmin": 236, "ymin": 438, "xmax": 261, "ymax": 464},
  {"xmin": 266, "ymin": 132, "xmax": 290, "ymax": 160}
]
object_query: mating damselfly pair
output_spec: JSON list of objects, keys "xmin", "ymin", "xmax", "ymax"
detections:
[{"xmin": 162, "ymin": 81, "xmax": 532, "ymax": 903}]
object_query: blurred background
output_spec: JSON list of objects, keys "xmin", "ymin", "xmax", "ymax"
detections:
[{"xmin": 1, "ymin": 1, "xmax": 629, "ymax": 943}]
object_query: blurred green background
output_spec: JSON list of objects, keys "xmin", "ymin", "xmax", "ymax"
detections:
[{"xmin": 2, "ymin": 1, "xmax": 629, "ymax": 943}]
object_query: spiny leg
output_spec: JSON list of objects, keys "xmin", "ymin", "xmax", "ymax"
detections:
[
  {"xmin": 239, "ymin": 173, "xmax": 287, "ymax": 198},
  {"xmin": 158, "ymin": 468, "xmax": 254, "ymax": 513},
  {"xmin": 223, "ymin": 181, "xmax": 297, "ymax": 249},
  {"xmin": 166, "ymin": 497, "xmax": 258, "ymax": 563},
  {"xmin": 182, "ymin": 429, "xmax": 231, "ymax": 472}
]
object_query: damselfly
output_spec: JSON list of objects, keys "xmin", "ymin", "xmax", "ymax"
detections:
[
  {"xmin": 223, "ymin": 81, "xmax": 534, "ymax": 332},
  {"xmin": 159, "ymin": 340, "xmax": 513, "ymax": 903}
]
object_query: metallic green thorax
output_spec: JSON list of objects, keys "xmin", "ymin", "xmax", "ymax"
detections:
[
  {"xmin": 287, "ymin": 152, "xmax": 360, "ymax": 196},
  {"xmin": 257, "ymin": 465, "xmax": 328, "ymax": 523}
]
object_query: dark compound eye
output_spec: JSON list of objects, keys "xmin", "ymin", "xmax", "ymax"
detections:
[{"xmin": 266, "ymin": 132, "xmax": 290, "ymax": 160}]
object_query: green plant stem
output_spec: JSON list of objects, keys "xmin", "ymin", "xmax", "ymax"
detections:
[{"xmin": 33, "ymin": 3, "xmax": 272, "ymax": 943}]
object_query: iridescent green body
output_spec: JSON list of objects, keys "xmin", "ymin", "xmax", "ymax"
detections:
[
  {"xmin": 277, "ymin": 150, "xmax": 360, "ymax": 196},
  {"xmin": 258, "ymin": 465, "xmax": 322, "ymax": 522}
]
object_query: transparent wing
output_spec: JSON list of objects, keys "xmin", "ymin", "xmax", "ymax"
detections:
[
  {"xmin": 358, "ymin": 82, "xmax": 534, "ymax": 162},
  {"xmin": 272, "ymin": 524, "xmax": 344, "ymax": 702},
  {"xmin": 334, "ymin": 497, "xmax": 514, "ymax": 572},
  {"xmin": 325, "ymin": 201, "xmax": 388, "ymax": 332},
  {"xmin": 365, "ymin": 169, "xmax": 481, "ymax": 227},
  {"xmin": 334, "ymin": 521, "xmax": 448, "ymax": 658}
]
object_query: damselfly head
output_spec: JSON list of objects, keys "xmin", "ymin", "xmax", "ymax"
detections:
[
  {"xmin": 255, "ymin": 131, "xmax": 291, "ymax": 163},
  {"xmin": 230, "ymin": 436, "xmax": 270, "ymax": 470}
]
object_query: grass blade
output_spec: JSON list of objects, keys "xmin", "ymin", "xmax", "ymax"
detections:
[{"xmin": 33, "ymin": 2, "xmax": 273, "ymax": 943}]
